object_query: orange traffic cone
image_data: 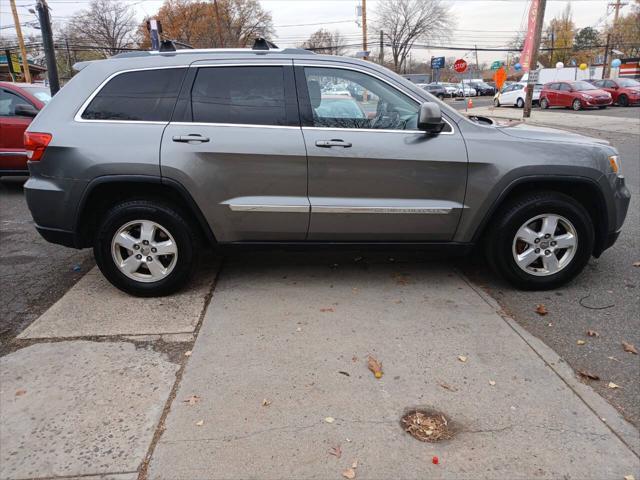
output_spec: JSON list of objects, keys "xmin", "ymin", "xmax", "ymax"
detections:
[{"xmin": 467, "ymin": 98, "xmax": 473, "ymax": 109}]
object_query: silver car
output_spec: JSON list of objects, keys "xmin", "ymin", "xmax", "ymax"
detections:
[{"xmin": 24, "ymin": 45, "xmax": 630, "ymax": 296}]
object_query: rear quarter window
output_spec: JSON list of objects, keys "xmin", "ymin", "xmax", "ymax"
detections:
[{"xmin": 81, "ymin": 68, "xmax": 186, "ymax": 121}]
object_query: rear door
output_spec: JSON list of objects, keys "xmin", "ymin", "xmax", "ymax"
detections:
[
  {"xmin": 0, "ymin": 87, "xmax": 32, "ymax": 171},
  {"xmin": 161, "ymin": 61, "xmax": 309, "ymax": 242},
  {"xmin": 558, "ymin": 83, "xmax": 572, "ymax": 106},
  {"xmin": 295, "ymin": 62, "xmax": 468, "ymax": 241}
]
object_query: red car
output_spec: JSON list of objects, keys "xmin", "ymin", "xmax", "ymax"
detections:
[
  {"xmin": 587, "ymin": 78, "xmax": 640, "ymax": 107},
  {"xmin": 539, "ymin": 80, "xmax": 612, "ymax": 111},
  {"xmin": 0, "ymin": 82, "xmax": 51, "ymax": 175}
]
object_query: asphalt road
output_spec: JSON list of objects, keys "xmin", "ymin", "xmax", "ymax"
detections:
[
  {"xmin": 466, "ymin": 127, "xmax": 640, "ymax": 427},
  {"xmin": 446, "ymin": 94, "xmax": 640, "ymax": 119}
]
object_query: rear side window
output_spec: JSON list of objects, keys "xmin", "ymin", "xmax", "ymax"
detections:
[
  {"xmin": 191, "ymin": 66, "xmax": 287, "ymax": 126},
  {"xmin": 82, "ymin": 68, "xmax": 186, "ymax": 121}
]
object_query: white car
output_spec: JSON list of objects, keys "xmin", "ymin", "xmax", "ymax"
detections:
[
  {"xmin": 441, "ymin": 83, "xmax": 458, "ymax": 97},
  {"xmin": 494, "ymin": 82, "xmax": 542, "ymax": 108},
  {"xmin": 456, "ymin": 83, "xmax": 477, "ymax": 97}
]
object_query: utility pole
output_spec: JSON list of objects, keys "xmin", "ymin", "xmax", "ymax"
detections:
[
  {"xmin": 550, "ymin": 28, "xmax": 555, "ymax": 64},
  {"xmin": 605, "ymin": 0, "xmax": 627, "ymax": 78},
  {"xmin": 36, "ymin": 0, "xmax": 59, "ymax": 95},
  {"xmin": 213, "ymin": 0, "xmax": 225, "ymax": 47},
  {"xmin": 378, "ymin": 29, "xmax": 384, "ymax": 64},
  {"xmin": 361, "ymin": 0, "xmax": 368, "ymax": 60},
  {"xmin": 474, "ymin": 44, "xmax": 480, "ymax": 77},
  {"xmin": 523, "ymin": 0, "xmax": 547, "ymax": 119},
  {"xmin": 602, "ymin": 33, "xmax": 611, "ymax": 79},
  {"xmin": 9, "ymin": 0, "xmax": 32, "ymax": 83}
]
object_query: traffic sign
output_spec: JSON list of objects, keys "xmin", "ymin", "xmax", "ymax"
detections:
[
  {"xmin": 431, "ymin": 56, "xmax": 445, "ymax": 69},
  {"xmin": 527, "ymin": 69, "xmax": 539, "ymax": 84},
  {"xmin": 490, "ymin": 60, "xmax": 504, "ymax": 71},
  {"xmin": 454, "ymin": 59, "xmax": 467, "ymax": 74}
]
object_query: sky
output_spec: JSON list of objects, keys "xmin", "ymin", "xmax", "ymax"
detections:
[{"xmin": 0, "ymin": 0, "xmax": 621, "ymax": 63}]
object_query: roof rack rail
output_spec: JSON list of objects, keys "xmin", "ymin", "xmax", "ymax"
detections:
[{"xmin": 252, "ymin": 37, "xmax": 279, "ymax": 50}]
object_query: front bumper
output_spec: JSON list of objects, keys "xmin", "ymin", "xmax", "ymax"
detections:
[{"xmin": 596, "ymin": 174, "xmax": 631, "ymax": 256}]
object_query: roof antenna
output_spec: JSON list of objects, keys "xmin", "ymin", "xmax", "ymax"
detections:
[{"xmin": 253, "ymin": 37, "xmax": 278, "ymax": 50}]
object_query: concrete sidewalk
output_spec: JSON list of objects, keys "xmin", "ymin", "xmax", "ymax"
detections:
[
  {"xmin": 147, "ymin": 255, "xmax": 639, "ymax": 480},
  {"xmin": 468, "ymin": 106, "xmax": 640, "ymax": 135}
]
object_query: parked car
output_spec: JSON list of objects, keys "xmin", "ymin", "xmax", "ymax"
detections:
[
  {"xmin": 494, "ymin": 82, "xmax": 542, "ymax": 108},
  {"xmin": 24, "ymin": 46, "xmax": 629, "ymax": 296},
  {"xmin": 539, "ymin": 81, "xmax": 612, "ymax": 111},
  {"xmin": 469, "ymin": 81, "xmax": 495, "ymax": 96},
  {"xmin": 421, "ymin": 83, "xmax": 446, "ymax": 99},
  {"xmin": 0, "ymin": 82, "xmax": 51, "ymax": 175},
  {"xmin": 455, "ymin": 83, "xmax": 477, "ymax": 97},
  {"xmin": 440, "ymin": 83, "xmax": 458, "ymax": 97},
  {"xmin": 586, "ymin": 78, "xmax": 640, "ymax": 107}
]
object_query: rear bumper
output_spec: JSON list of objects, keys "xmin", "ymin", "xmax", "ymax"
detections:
[{"xmin": 35, "ymin": 225, "xmax": 79, "ymax": 248}]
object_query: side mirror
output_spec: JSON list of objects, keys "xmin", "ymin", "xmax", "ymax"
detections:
[
  {"xmin": 14, "ymin": 104, "xmax": 39, "ymax": 117},
  {"xmin": 418, "ymin": 102, "xmax": 445, "ymax": 134}
]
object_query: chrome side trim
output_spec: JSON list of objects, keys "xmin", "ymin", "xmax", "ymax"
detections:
[
  {"xmin": 312, "ymin": 206, "xmax": 452, "ymax": 214},
  {"xmin": 295, "ymin": 62, "xmax": 455, "ymax": 135},
  {"xmin": 228, "ymin": 204, "xmax": 310, "ymax": 213},
  {"xmin": 0, "ymin": 152, "xmax": 28, "ymax": 157},
  {"xmin": 170, "ymin": 121, "xmax": 301, "ymax": 130}
]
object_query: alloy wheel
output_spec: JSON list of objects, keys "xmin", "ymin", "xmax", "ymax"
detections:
[
  {"xmin": 572, "ymin": 99, "xmax": 581, "ymax": 111},
  {"xmin": 512, "ymin": 214, "xmax": 578, "ymax": 277},
  {"xmin": 516, "ymin": 98, "xmax": 524, "ymax": 108},
  {"xmin": 111, "ymin": 219, "xmax": 178, "ymax": 283}
]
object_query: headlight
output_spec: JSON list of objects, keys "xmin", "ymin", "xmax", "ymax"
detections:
[
  {"xmin": 582, "ymin": 94, "xmax": 593, "ymax": 99},
  {"xmin": 609, "ymin": 155, "xmax": 621, "ymax": 174}
]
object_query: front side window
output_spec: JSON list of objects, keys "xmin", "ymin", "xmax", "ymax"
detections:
[
  {"xmin": 303, "ymin": 67, "xmax": 420, "ymax": 130},
  {"xmin": 191, "ymin": 66, "xmax": 287, "ymax": 126},
  {"xmin": 0, "ymin": 89, "xmax": 26, "ymax": 116},
  {"xmin": 572, "ymin": 81, "xmax": 596, "ymax": 91},
  {"xmin": 592, "ymin": 80, "xmax": 605, "ymax": 88},
  {"xmin": 82, "ymin": 68, "xmax": 186, "ymax": 121}
]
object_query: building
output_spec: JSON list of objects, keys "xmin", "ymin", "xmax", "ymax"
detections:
[{"xmin": 0, "ymin": 54, "xmax": 47, "ymax": 82}]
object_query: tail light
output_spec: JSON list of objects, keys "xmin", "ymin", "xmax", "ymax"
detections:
[{"xmin": 24, "ymin": 132, "xmax": 52, "ymax": 161}]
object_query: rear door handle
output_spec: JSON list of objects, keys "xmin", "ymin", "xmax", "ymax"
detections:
[
  {"xmin": 315, "ymin": 139, "xmax": 352, "ymax": 148},
  {"xmin": 172, "ymin": 134, "xmax": 210, "ymax": 143}
]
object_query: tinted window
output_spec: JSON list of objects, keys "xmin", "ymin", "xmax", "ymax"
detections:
[
  {"xmin": 82, "ymin": 68, "xmax": 185, "ymax": 121},
  {"xmin": 559, "ymin": 83, "xmax": 571, "ymax": 91},
  {"xmin": 572, "ymin": 81, "xmax": 596, "ymax": 91},
  {"xmin": 592, "ymin": 80, "xmax": 605, "ymax": 88},
  {"xmin": 618, "ymin": 78, "xmax": 640, "ymax": 87},
  {"xmin": 303, "ymin": 66, "xmax": 421, "ymax": 130},
  {"xmin": 0, "ymin": 89, "xmax": 27, "ymax": 116},
  {"xmin": 604, "ymin": 80, "xmax": 617, "ymax": 88},
  {"xmin": 191, "ymin": 66, "xmax": 287, "ymax": 126}
]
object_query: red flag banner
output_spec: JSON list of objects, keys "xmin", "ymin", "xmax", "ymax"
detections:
[{"xmin": 519, "ymin": 0, "xmax": 540, "ymax": 72}]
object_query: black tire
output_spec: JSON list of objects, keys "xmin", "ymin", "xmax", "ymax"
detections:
[
  {"xmin": 618, "ymin": 94, "xmax": 629, "ymax": 107},
  {"xmin": 540, "ymin": 97, "xmax": 549, "ymax": 109},
  {"xmin": 572, "ymin": 99, "xmax": 582, "ymax": 111},
  {"xmin": 516, "ymin": 97, "xmax": 524, "ymax": 108},
  {"xmin": 94, "ymin": 199, "xmax": 200, "ymax": 297},
  {"xmin": 485, "ymin": 191, "xmax": 594, "ymax": 290},
  {"xmin": 494, "ymin": 97, "xmax": 501, "ymax": 107}
]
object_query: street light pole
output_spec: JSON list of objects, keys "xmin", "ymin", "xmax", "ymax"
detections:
[
  {"xmin": 9, "ymin": 0, "xmax": 32, "ymax": 83},
  {"xmin": 36, "ymin": 0, "xmax": 60, "ymax": 95},
  {"xmin": 523, "ymin": 0, "xmax": 547, "ymax": 119}
]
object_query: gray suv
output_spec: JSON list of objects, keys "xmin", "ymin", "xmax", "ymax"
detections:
[{"xmin": 24, "ymin": 46, "xmax": 630, "ymax": 296}]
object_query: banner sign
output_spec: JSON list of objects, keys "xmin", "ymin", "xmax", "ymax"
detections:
[{"xmin": 519, "ymin": 0, "xmax": 540, "ymax": 72}]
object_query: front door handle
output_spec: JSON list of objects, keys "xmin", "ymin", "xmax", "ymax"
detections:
[
  {"xmin": 315, "ymin": 139, "xmax": 352, "ymax": 148},
  {"xmin": 172, "ymin": 134, "xmax": 210, "ymax": 143}
]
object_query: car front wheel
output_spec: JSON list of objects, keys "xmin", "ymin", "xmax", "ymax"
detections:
[
  {"xmin": 618, "ymin": 94, "xmax": 629, "ymax": 107},
  {"xmin": 94, "ymin": 200, "xmax": 200, "ymax": 297},
  {"xmin": 516, "ymin": 98, "xmax": 524, "ymax": 108},
  {"xmin": 540, "ymin": 98, "xmax": 549, "ymax": 109},
  {"xmin": 485, "ymin": 191, "xmax": 594, "ymax": 290},
  {"xmin": 494, "ymin": 97, "xmax": 500, "ymax": 107},
  {"xmin": 572, "ymin": 99, "xmax": 582, "ymax": 111}
]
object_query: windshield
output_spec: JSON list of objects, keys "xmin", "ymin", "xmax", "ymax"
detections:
[
  {"xmin": 573, "ymin": 81, "xmax": 597, "ymax": 91},
  {"xmin": 534, "ymin": 84, "xmax": 543, "ymax": 91},
  {"xmin": 617, "ymin": 78, "xmax": 640, "ymax": 87}
]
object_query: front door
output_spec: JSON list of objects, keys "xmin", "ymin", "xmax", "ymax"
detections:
[
  {"xmin": 161, "ymin": 63, "xmax": 309, "ymax": 242},
  {"xmin": 0, "ymin": 88, "xmax": 32, "ymax": 171},
  {"xmin": 295, "ymin": 63, "xmax": 468, "ymax": 241}
]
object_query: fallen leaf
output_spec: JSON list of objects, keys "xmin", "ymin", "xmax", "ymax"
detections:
[
  {"xmin": 342, "ymin": 468, "xmax": 356, "ymax": 479},
  {"xmin": 535, "ymin": 304, "xmax": 548, "ymax": 316},
  {"xmin": 351, "ymin": 356, "xmax": 358, "ymax": 363},
  {"xmin": 586, "ymin": 330, "xmax": 599, "ymax": 337},
  {"xmin": 489, "ymin": 380, "xmax": 496, "ymax": 386},
  {"xmin": 578, "ymin": 370, "xmax": 600, "ymax": 380},
  {"xmin": 576, "ymin": 340, "xmax": 586, "ymax": 345},
  {"xmin": 325, "ymin": 417, "xmax": 335, "ymax": 423},
  {"xmin": 432, "ymin": 455, "xmax": 440, "ymax": 465},
  {"xmin": 632, "ymin": 261, "xmax": 640, "ymax": 267},
  {"xmin": 607, "ymin": 382, "xmax": 621, "ymax": 389},
  {"xmin": 623, "ymin": 475, "xmax": 635, "ymax": 480},
  {"xmin": 320, "ymin": 307, "xmax": 335, "ymax": 313},
  {"xmin": 182, "ymin": 395, "xmax": 201, "ymax": 406},
  {"xmin": 352, "ymin": 459, "xmax": 358, "ymax": 469},
  {"xmin": 296, "ymin": 327, "xmax": 302, "ymax": 332},
  {"xmin": 195, "ymin": 419, "xmax": 204, "ymax": 426},
  {"xmin": 328, "ymin": 445, "xmax": 342, "ymax": 458},
  {"xmin": 184, "ymin": 350, "xmax": 192, "ymax": 357},
  {"xmin": 458, "ymin": 355, "xmax": 468, "ymax": 363},
  {"xmin": 439, "ymin": 383, "xmax": 458, "ymax": 392},
  {"xmin": 15, "ymin": 389, "xmax": 26, "ymax": 396},
  {"xmin": 608, "ymin": 356, "xmax": 621, "ymax": 362},
  {"xmin": 338, "ymin": 371, "xmax": 350, "ymax": 377},
  {"xmin": 622, "ymin": 341, "xmax": 638, "ymax": 355},
  {"xmin": 367, "ymin": 355, "xmax": 383, "ymax": 378},
  {"xmin": 262, "ymin": 399, "xmax": 271, "ymax": 407}
]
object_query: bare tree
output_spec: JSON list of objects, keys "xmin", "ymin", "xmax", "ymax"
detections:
[
  {"xmin": 301, "ymin": 28, "xmax": 347, "ymax": 55},
  {"xmin": 217, "ymin": 0, "xmax": 274, "ymax": 47},
  {"xmin": 376, "ymin": 0, "xmax": 454, "ymax": 72},
  {"xmin": 65, "ymin": 0, "xmax": 137, "ymax": 57}
]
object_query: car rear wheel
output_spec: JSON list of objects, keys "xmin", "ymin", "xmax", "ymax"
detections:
[
  {"xmin": 572, "ymin": 99, "xmax": 582, "ymax": 111},
  {"xmin": 516, "ymin": 97, "xmax": 524, "ymax": 108},
  {"xmin": 540, "ymin": 98, "xmax": 549, "ymax": 109},
  {"xmin": 618, "ymin": 94, "xmax": 629, "ymax": 107},
  {"xmin": 94, "ymin": 200, "xmax": 200, "ymax": 297},
  {"xmin": 485, "ymin": 191, "xmax": 594, "ymax": 290}
]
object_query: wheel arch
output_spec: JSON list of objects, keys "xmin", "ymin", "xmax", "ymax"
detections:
[
  {"xmin": 75, "ymin": 175, "xmax": 217, "ymax": 248},
  {"xmin": 472, "ymin": 176, "xmax": 609, "ymax": 257}
]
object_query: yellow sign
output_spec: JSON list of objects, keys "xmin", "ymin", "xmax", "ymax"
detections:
[{"xmin": 9, "ymin": 53, "xmax": 22, "ymax": 74}]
